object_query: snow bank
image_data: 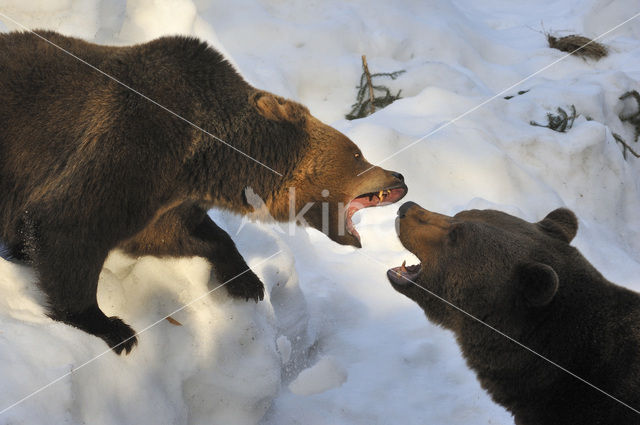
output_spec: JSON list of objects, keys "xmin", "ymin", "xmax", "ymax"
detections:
[
  {"xmin": 1, "ymin": 0, "xmax": 640, "ymax": 424},
  {"xmin": 288, "ymin": 356, "xmax": 347, "ymax": 396},
  {"xmin": 0, "ymin": 216, "xmax": 301, "ymax": 425}
]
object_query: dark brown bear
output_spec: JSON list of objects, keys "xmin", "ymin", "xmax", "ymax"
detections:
[
  {"xmin": 0, "ymin": 31, "xmax": 407, "ymax": 354},
  {"xmin": 388, "ymin": 201, "xmax": 640, "ymax": 425}
]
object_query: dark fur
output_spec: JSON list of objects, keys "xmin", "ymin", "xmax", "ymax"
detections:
[
  {"xmin": 0, "ymin": 31, "xmax": 405, "ymax": 354},
  {"xmin": 390, "ymin": 203, "xmax": 640, "ymax": 424}
]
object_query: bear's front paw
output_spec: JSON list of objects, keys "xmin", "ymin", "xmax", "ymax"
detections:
[
  {"xmin": 98, "ymin": 317, "xmax": 138, "ymax": 355},
  {"xmin": 223, "ymin": 270, "xmax": 265, "ymax": 303}
]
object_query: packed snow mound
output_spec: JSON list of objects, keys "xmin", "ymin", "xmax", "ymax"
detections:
[
  {"xmin": 288, "ymin": 356, "xmax": 347, "ymax": 396},
  {"xmin": 1, "ymin": 0, "xmax": 640, "ymax": 424},
  {"xmin": 0, "ymin": 213, "xmax": 315, "ymax": 425}
]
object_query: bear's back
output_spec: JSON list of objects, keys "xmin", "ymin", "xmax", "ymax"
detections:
[{"xmin": 0, "ymin": 31, "xmax": 249, "ymax": 239}]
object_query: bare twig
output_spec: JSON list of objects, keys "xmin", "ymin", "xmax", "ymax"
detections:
[
  {"xmin": 620, "ymin": 90, "xmax": 640, "ymax": 107},
  {"xmin": 362, "ymin": 55, "xmax": 376, "ymax": 115},
  {"xmin": 613, "ymin": 133, "xmax": 640, "ymax": 159},
  {"xmin": 619, "ymin": 90, "xmax": 640, "ymax": 142}
]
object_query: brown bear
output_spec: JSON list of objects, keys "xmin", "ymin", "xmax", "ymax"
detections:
[
  {"xmin": 0, "ymin": 30, "xmax": 407, "ymax": 354},
  {"xmin": 388, "ymin": 201, "xmax": 640, "ymax": 425}
]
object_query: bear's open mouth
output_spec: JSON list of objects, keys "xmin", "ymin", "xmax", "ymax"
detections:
[
  {"xmin": 387, "ymin": 261, "xmax": 421, "ymax": 286},
  {"xmin": 346, "ymin": 186, "xmax": 407, "ymax": 242}
]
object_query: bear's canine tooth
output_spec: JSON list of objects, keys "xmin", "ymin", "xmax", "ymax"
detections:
[{"xmin": 401, "ymin": 260, "xmax": 407, "ymax": 274}]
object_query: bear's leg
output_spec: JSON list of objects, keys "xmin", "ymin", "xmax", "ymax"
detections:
[
  {"xmin": 120, "ymin": 204, "xmax": 264, "ymax": 302},
  {"xmin": 35, "ymin": 236, "xmax": 137, "ymax": 354},
  {"xmin": 50, "ymin": 304, "xmax": 137, "ymax": 355},
  {"xmin": 192, "ymin": 215, "xmax": 265, "ymax": 302}
]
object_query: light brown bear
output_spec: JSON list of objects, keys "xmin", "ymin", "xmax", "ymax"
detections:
[{"xmin": 0, "ymin": 31, "xmax": 407, "ymax": 353}]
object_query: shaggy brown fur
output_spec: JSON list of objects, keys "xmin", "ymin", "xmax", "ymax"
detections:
[
  {"xmin": 0, "ymin": 31, "xmax": 406, "ymax": 353},
  {"xmin": 389, "ymin": 202, "xmax": 640, "ymax": 424}
]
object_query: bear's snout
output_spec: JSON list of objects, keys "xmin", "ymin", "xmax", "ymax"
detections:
[
  {"xmin": 391, "ymin": 171, "xmax": 404, "ymax": 182},
  {"xmin": 397, "ymin": 201, "xmax": 418, "ymax": 218},
  {"xmin": 395, "ymin": 202, "xmax": 455, "ymax": 260}
]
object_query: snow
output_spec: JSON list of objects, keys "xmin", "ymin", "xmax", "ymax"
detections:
[
  {"xmin": 288, "ymin": 356, "xmax": 347, "ymax": 396},
  {"xmin": 1, "ymin": 0, "xmax": 640, "ymax": 424}
]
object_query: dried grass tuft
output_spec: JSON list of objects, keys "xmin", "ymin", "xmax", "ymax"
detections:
[{"xmin": 547, "ymin": 34, "xmax": 608, "ymax": 60}]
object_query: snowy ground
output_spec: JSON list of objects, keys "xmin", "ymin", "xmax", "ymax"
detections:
[{"xmin": 1, "ymin": 1, "xmax": 640, "ymax": 424}]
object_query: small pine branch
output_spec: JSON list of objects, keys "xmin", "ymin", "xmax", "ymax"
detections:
[
  {"xmin": 530, "ymin": 105, "xmax": 577, "ymax": 132},
  {"xmin": 346, "ymin": 57, "xmax": 406, "ymax": 120}
]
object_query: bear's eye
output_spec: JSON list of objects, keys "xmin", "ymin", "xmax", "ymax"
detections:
[{"xmin": 354, "ymin": 152, "xmax": 361, "ymax": 159}]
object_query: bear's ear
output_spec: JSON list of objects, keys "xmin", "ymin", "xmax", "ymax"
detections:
[
  {"xmin": 517, "ymin": 262, "xmax": 559, "ymax": 308},
  {"xmin": 538, "ymin": 208, "xmax": 578, "ymax": 243},
  {"xmin": 249, "ymin": 91, "xmax": 308, "ymax": 123}
]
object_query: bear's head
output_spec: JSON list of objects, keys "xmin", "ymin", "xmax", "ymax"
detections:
[
  {"xmin": 249, "ymin": 91, "xmax": 408, "ymax": 248},
  {"xmin": 387, "ymin": 201, "xmax": 579, "ymax": 332}
]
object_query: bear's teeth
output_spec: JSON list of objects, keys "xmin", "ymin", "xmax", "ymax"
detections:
[{"xmin": 401, "ymin": 260, "xmax": 407, "ymax": 273}]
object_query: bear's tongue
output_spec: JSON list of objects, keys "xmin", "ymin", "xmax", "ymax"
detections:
[
  {"xmin": 387, "ymin": 261, "xmax": 421, "ymax": 286},
  {"xmin": 346, "ymin": 188, "xmax": 407, "ymax": 241}
]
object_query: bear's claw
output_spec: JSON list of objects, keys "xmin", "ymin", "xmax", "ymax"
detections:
[
  {"xmin": 98, "ymin": 317, "xmax": 138, "ymax": 355},
  {"xmin": 224, "ymin": 270, "xmax": 265, "ymax": 303}
]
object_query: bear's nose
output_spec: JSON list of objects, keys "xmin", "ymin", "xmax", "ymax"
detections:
[
  {"xmin": 398, "ymin": 201, "xmax": 418, "ymax": 218},
  {"xmin": 391, "ymin": 172, "xmax": 404, "ymax": 181}
]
